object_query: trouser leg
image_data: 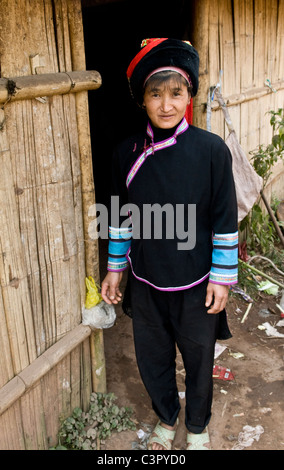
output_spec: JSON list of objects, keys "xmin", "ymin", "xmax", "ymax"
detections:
[
  {"xmin": 176, "ymin": 328, "xmax": 216, "ymax": 433},
  {"xmin": 131, "ymin": 278, "xmax": 180, "ymax": 426},
  {"xmin": 172, "ymin": 282, "xmax": 219, "ymax": 433},
  {"xmin": 130, "ymin": 276, "xmax": 218, "ymax": 432}
]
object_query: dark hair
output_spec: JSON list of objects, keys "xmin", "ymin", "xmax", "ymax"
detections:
[{"xmin": 144, "ymin": 71, "xmax": 193, "ymax": 97}]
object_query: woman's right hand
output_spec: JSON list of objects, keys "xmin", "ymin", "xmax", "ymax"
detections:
[{"xmin": 101, "ymin": 271, "xmax": 124, "ymax": 305}]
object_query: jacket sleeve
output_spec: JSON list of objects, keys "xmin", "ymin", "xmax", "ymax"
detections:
[
  {"xmin": 107, "ymin": 146, "xmax": 132, "ymax": 272},
  {"xmin": 209, "ymin": 139, "xmax": 238, "ymax": 285}
]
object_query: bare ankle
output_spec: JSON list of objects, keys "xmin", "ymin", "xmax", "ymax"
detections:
[{"xmin": 160, "ymin": 421, "xmax": 177, "ymax": 431}]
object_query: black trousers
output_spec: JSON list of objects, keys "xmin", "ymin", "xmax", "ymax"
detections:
[{"xmin": 130, "ymin": 275, "xmax": 223, "ymax": 434}]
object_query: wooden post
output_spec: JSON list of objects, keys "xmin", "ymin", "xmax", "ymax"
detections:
[
  {"xmin": 191, "ymin": 0, "xmax": 210, "ymax": 130},
  {"xmin": 68, "ymin": 1, "xmax": 106, "ymax": 393}
]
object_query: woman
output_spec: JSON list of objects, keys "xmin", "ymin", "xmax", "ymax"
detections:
[{"xmin": 101, "ymin": 38, "xmax": 238, "ymax": 451}]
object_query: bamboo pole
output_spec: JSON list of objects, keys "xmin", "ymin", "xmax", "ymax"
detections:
[
  {"xmin": 191, "ymin": 0, "xmax": 210, "ymax": 129},
  {"xmin": 211, "ymin": 80, "xmax": 284, "ymax": 111},
  {"xmin": 0, "ymin": 70, "xmax": 101, "ymax": 104},
  {"xmin": 0, "ymin": 324, "xmax": 92, "ymax": 416},
  {"xmin": 68, "ymin": 0, "xmax": 106, "ymax": 394}
]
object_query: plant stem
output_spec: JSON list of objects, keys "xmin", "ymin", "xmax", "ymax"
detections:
[
  {"xmin": 238, "ymin": 259, "xmax": 284, "ymax": 289},
  {"xmin": 260, "ymin": 190, "xmax": 284, "ymax": 248}
]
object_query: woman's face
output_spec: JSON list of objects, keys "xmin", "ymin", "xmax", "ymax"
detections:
[{"xmin": 143, "ymin": 77, "xmax": 191, "ymax": 129}]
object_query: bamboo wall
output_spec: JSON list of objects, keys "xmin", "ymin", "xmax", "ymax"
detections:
[
  {"xmin": 0, "ymin": 0, "xmax": 103, "ymax": 450},
  {"xmin": 193, "ymin": 0, "xmax": 284, "ymax": 202}
]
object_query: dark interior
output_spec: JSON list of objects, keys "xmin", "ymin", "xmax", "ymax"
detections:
[{"xmin": 82, "ymin": 0, "xmax": 193, "ymax": 207}]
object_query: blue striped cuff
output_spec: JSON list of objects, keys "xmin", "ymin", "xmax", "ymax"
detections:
[
  {"xmin": 107, "ymin": 226, "xmax": 132, "ymax": 272},
  {"xmin": 209, "ymin": 231, "xmax": 238, "ymax": 285}
]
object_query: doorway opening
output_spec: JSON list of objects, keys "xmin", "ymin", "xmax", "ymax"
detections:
[
  {"xmin": 82, "ymin": 0, "xmax": 193, "ymax": 208},
  {"xmin": 82, "ymin": 0, "xmax": 193, "ymax": 278}
]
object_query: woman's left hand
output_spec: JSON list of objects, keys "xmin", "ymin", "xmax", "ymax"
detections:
[{"xmin": 205, "ymin": 283, "xmax": 229, "ymax": 314}]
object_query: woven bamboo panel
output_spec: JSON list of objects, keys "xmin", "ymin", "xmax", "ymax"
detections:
[
  {"xmin": 0, "ymin": 0, "xmax": 96, "ymax": 449},
  {"xmin": 193, "ymin": 0, "xmax": 284, "ymax": 199}
]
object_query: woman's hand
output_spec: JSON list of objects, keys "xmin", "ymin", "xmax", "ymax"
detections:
[
  {"xmin": 101, "ymin": 271, "xmax": 124, "ymax": 305},
  {"xmin": 205, "ymin": 283, "xmax": 229, "ymax": 314}
]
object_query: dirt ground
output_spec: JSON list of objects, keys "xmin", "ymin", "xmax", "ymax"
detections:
[{"xmin": 99, "ymin": 245, "xmax": 284, "ymax": 451}]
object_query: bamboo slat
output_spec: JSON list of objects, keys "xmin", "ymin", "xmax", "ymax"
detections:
[
  {"xmin": 253, "ymin": 0, "xmax": 264, "ymax": 88},
  {"xmin": 0, "ymin": 324, "xmax": 91, "ymax": 416},
  {"xmin": 54, "ymin": 0, "xmax": 72, "ymax": 72},
  {"xmin": 20, "ymin": 383, "xmax": 47, "ymax": 450},
  {"xmin": 0, "ymin": 376, "xmax": 25, "ymax": 418},
  {"xmin": 275, "ymin": 1, "xmax": 284, "ymax": 81},
  {"xmin": 240, "ymin": 0, "xmax": 254, "ymax": 91},
  {"xmin": 0, "ymin": 402, "xmax": 25, "ymax": 450},
  {"xmin": 219, "ymin": 0, "xmax": 236, "ymax": 96},
  {"xmin": 232, "ymin": 0, "xmax": 241, "ymax": 93},
  {"xmin": 0, "ymin": 123, "xmax": 37, "ymax": 373},
  {"xmin": 266, "ymin": 0, "xmax": 278, "ymax": 83},
  {"xmin": 208, "ymin": 0, "xmax": 220, "ymax": 88},
  {"xmin": 0, "ymin": 287, "xmax": 14, "ymax": 388}
]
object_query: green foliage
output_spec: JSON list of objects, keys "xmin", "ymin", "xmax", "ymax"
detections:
[
  {"xmin": 237, "ymin": 258, "xmax": 259, "ymax": 299},
  {"xmin": 50, "ymin": 392, "xmax": 136, "ymax": 450},
  {"xmin": 240, "ymin": 203, "xmax": 277, "ymax": 255},
  {"xmin": 249, "ymin": 108, "xmax": 284, "ymax": 187},
  {"xmin": 240, "ymin": 108, "xmax": 284, "ymax": 258}
]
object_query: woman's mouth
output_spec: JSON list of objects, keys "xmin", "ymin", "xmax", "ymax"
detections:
[{"xmin": 159, "ymin": 115, "xmax": 174, "ymax": 119}]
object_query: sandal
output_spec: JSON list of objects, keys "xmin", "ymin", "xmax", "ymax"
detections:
[
  {"xmin": 186, "ymin": 427, "xmax": 211, "ymax": 450},
  {"xmin": 147, "ymin": 418, "xmax": 179, "ymax": 450}
]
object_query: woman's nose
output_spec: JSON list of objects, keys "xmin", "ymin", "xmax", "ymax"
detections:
[{"xmin": 160, "ymin": 97, "xmax": 172, "ymax": 112}]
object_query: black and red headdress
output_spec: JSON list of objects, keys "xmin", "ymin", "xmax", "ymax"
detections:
[{"xmin": 126, "ymin": 38, "xmax": 199, "ymax": 124}]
